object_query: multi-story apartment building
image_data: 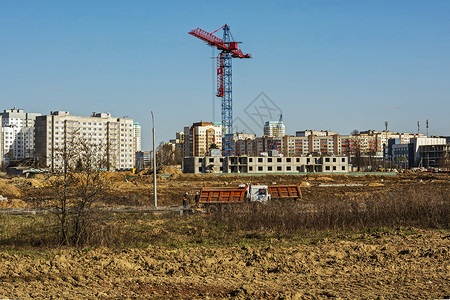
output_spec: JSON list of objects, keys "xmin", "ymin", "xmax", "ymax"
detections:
[
  {"xmin": 187, "ymin": 126, "xmax": 441, "ymax": 168},
  {"xmin": 35, "ymin": 111, "xmax": 135, "ymax": 170},
  {"xmin": 296, "ymin": 130, "xmax": 337, "ymax": 137},
  {"xmin": 0, "ymin": 108, "xmax": 41, "ymax": 164},
  {"xmin": 168, "ymin": 132, "xmax": 185, "ymax": 154},
  {"xmin": 234, "ymin": 132, "xmax": 256, "ymax": 141},
  {"xmin": 133, "ymin": 122, "xmax": 142, "ymax": 153},
  {"xmin": 183, "ymin": 122, "xmax": 222, "ymax": 157},
  {"xmin": 135, "ymin": 151, "xmax": 151, "ymax": 169},
  {"xmin": 359, "ymin": 130, "xmax": 425, "ymax": 155},
  {"xmin": 264, "ymin": 121, "xmax": 285, "ymax": 137}
]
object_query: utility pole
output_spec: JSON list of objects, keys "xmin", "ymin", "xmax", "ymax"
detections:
[{"xmin": 151, "ymin": 111, "xmax": 157, "ymax": 207}]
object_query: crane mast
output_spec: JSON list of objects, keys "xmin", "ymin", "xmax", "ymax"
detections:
[{"xmin": 189, "ymin": 24, "xmax": 251, "ymax": 156}]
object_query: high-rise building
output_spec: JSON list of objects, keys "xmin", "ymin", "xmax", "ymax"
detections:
[
  {"xmin": 168, "ymin": 131, "xmax": 185, "ymax": 154},
  {"xmin": 0, "ymin": 108, "xmax": 41, "ymax": 164},
  {"xmin": 264, "ymin": 121, "xmax": 285, "ymax": 137},
  {"xmin": 35, "ymin": 111, "xmax": 135, "ymax": 170},
  {"xmin": 133, "ymin": 121, "xmax": 142, "ymax": 152},
  {"xmin": 183, "ymin": 122, "xmax": 222, "ymax": 157},
  {"xmin": 135, "ymin": 151, "xmax": 151, "ymax": 169}
]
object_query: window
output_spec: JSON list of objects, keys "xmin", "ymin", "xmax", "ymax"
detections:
[
  {"xmin": 286, "ymin": 166, "xmax": 291, "ymax": 171},
  {"xmin": 325, "ymin": 166, "xmax": 330, "ymax": 171},
  {"xmin": 258, "ymin": 166, "xmax": 263, "ymax": 171},
  {"xmin": 249, "ymin": 166, "xmax": 253, "ymax": 171},
  {"xmin": 277, "ymin": 158, "xmax": 282, "ymax": 163},
  {"xmin": 333, "ymin": 158, "xmax": 336, "ymax": 162},
  {"xmin": 249, "ymin": 158, "xmax": 253, "ymax": 162},
  {"xmin": 342, "ymin": 166, "xmax": 346, "ymax": 171},
  {"xmin": 296, "ymin": 158, "xmax": 300, "ymax": 162},
  {"xmin": 258, "ymin": 158, "xmax": 263, "ymax": 163},
  {"xmin": 342, "ymin": 158, "xmax": 345, "ymax": 162},
  {"xmin": 268, "ymin": 166, "xmax": 272, "ymax": 171},
  {"xmin": 277, "ymin": 166, "xmax": 282, "ymax": 171},
  {"xmin": 209, "ymin": 158, "xmax": 214, "ymax": 163},
  {"xmin": 333, "ymin": 166, "xmax": 337, "ymax": 171},
  {"xmin": 325, "ymin": 158, "xmax": 330, "ymax": 162},
  {"xmin": 286, "ymin": 158, "xmax": 291, "ymax": 162},
  {"xmin": 268, "ymin": 158, "xmax": 272, "ymax": 163}
]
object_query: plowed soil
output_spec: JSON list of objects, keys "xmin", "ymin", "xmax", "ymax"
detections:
[
  {"xmin": 0, "ymin": 229, "xmax": 449, "ymax": 299},
  {"xmin": 1, "ymin": 171, "xmax": 449, "ymax": 299}
]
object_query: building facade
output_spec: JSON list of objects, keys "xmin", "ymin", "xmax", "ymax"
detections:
[
  {"xmin": 183, "ymin": 155, "xmax": 349, "ymax": 174},
  {"xmin": 135, "ymin": 151, "xmax": 151, "ymax": 169},
  {"xmin": 183, "ymin": 122, "xmax": 222, "ymax": 157},
  {"xmin": 133, "ymin": 121, "xmax": 142, "ymax": 153},
  {"xmin": 264, "ymin": 121, "xmax": 285, "ymax": 137},
  {"xmin": 35, "ymin": 111, "xmax": 135, "ymax": 170},
  {"xmin": 0, "ymin": 108, "xmax": 41, "ymax": 165},
  {"xmin": 386, "ymin": 137, "xmax": 447, "ymax": 168}
]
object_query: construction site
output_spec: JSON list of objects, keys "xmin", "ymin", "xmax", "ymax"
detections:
[
  {"xmin": 0, "ymin": 168, "xmax": 449, "ymax": 298},
  {"xmin": 0, "ymin": 23, "xmax": 449, "ymax": 299}
]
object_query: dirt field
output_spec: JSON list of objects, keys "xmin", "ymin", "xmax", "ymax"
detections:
[
  {"xmin": 0, "ymin": 229, "xmax": 449, "ymax": 299},
  {"xmin": 0, "ymin": 171, "xmax": 449, "ymax": 299}
]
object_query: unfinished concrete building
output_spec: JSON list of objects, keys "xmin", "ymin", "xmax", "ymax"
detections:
[{"xmin": 183, "ymin": 155, "xmax": 349, "ymax": 174}]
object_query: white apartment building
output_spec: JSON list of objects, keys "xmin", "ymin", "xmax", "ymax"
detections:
[
  {"xmin": 35, "ymin": 111, "xmax": 135, "ymax": 171},
  {"xmin": 264, "ymin": 121, "xmax": 285, "ymax": 137},
  {"xmin": 0, "ymin": 108, "xmax": 41, "ymax": 164}
]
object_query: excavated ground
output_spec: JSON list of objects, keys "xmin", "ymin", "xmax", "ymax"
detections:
[
  {"xmin": 0, "ymin": 171, "xmax": 449, "ymax": 299},
  {"xmin": 1, "ymin": 170, "xmax": 449, "ymax": 208},
  {"xmin": 0, "ymin": 229, "xmax": 449, "ymax": 299}
]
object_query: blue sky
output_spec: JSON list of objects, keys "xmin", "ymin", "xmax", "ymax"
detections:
[{"xmin": 1, "ymin": 0, "xmax": 449, "ymax": 149}]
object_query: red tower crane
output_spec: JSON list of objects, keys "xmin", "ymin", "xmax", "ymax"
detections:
[{"xmin": 189, "ymin": 24, "xmax": 251, "ymax": 156}]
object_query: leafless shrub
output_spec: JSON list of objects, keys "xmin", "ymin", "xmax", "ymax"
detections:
[{"xmin": 42, "ymin": 133, "xmax": 111, "ymax": 246}]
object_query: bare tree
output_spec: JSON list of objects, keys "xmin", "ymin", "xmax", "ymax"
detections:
[
  {"xmin": 439, "ymin": 151, "xmax": 450, "ymax": 170},
  {"xmin": 44, "ymin": 133, "xmax": 110, "ymax": 245},
  {"xmin": 157, "ymin": 142, "xmax": 179, "ymax": 166}
]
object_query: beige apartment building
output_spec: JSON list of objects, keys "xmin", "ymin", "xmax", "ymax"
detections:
[
  {"xmin": 183, "ymin": 122, "xmax": 222, "ymax": 157},
  {"xmin": 234, "ymin": 129, "xmax": 428, "ymax": 158},
  {"xmin": 35, "ymin": 111, "xmax": 135, "ymax": 170}
]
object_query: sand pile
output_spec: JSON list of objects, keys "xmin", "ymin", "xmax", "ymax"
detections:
[{"xmin": 0, "ymin": 179, "xmax": 23, "ymax": 198}]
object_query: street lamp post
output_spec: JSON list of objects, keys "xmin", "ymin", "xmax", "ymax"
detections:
[{"xmin": 151, "ymin": 111, "xmax": 157, "ymax": 207}]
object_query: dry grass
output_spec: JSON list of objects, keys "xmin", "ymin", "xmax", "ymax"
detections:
[
  {"xmin": 214, "ymin": 185, "xmax": 449, "ymax": 232},
  {"xmin": 0, "ymin": 185, "xmax": 448, "ymax": 249}
]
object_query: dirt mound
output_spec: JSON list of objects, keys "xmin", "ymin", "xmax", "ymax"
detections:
[
  {"xmin": 0, "ymin": 198, "xmax": 27, "ymax": 209},
  {"xmin": 0, "ymin": 179, "xmax": 23, "ymax": 198},
  {"xmin": 159, "ymin": 166, "xmax": 182, "ymax": 175},
  {"xmin": 313, "ymin": 176, "xmax": 334, "ymax": 181}
]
